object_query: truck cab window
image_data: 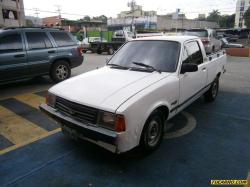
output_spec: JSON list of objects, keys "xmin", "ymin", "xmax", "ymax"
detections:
[{"xmin": 185, "ymin": 41, "xmax": 203, "ymax": 65}]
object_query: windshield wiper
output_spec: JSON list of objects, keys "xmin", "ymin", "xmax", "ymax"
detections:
[
  {"xmin": 132, "ymin": 62, "xmax": 161, "ymax": 73},
  {"xmin": 107, "ymin": 63, "xmax": 128, "ymax": 70}
]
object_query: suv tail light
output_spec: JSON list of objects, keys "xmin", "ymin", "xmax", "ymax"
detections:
[{"xmin": 77, "ymin": 46, "xmax": 83, "ymax": 56}]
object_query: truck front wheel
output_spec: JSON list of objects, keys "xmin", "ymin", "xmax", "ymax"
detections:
[
  {"xmin": 97, "ymin": 49, "xmax": 102, "ymax": 54},
  {"xmin": 140, "ymin": 110, "xmax": 164, "ymax": 152},
  {"xmin": 204, "ymin": 77, "xmax": 219, "ymax": 102}
]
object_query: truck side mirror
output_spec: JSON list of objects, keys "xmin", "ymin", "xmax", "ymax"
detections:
[{"xmin": 181, "ymin": 63, "xmax": 198, "ymax": 74}]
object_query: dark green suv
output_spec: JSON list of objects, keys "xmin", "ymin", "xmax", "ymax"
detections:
[{"xmin": 0, "ymin": 27, "xmax": 83, "ymax": 84}]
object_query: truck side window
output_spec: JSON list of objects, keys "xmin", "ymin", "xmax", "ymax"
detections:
[
  {"xmin": 185, "ymin": 41, "xmax": 203, "ymax": 65},
  {"xmin": 0, "ymin": 34, "xmax": 23, "ymax": 53}
]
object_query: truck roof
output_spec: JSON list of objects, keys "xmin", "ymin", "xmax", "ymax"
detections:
[{"xmin": 134, "ymin": 35, "xmax": 199, "ymax": 43}]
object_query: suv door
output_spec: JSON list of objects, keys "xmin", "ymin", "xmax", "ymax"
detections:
[
  {"xmin": 25, "ymin": 31, "xmax": 55, "ymax": 76},
  {"xmin": 178, "ymin": 40, "xmax": 207, "ymax": 111},
  {"xmin": 0, "ymin": 32, "xmax": 27, "ymax": 82}
]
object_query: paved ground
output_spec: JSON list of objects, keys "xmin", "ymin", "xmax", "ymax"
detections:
[{"xmin": 0, "ymin": 54, "xmax": 249, "ymax": 187}]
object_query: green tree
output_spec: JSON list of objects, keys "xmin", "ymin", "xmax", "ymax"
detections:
[
  {"xmin": 207, "ymin": 10, "xmax": 221, "ymax": 24},
  {"xmin": 98, "ymin": 15, "xmax": 107, "ymax": 23},
  {"xmin": 83, "ymin": 16, "xmax": 90, "ymax": 22},
  {"xmin": 219, "ymin": 14, "xmax": 235, "ymax": 28},
  {"xmin": 243, "ymin": 7, "xmax": 250, "ymax": 28},
  {"xmin": 26, "ymin": 19, "xmax": 34, "ymax": 27}
]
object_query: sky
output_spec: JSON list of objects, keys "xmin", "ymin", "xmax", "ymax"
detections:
[{"xmin": 23, "ymin": 0, "xmax": 237, "ymax": 19}]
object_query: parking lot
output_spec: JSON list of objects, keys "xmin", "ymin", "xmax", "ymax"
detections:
[{"xmin": 0, "ymin": 53, "xmax": 249, "ymax": 187}]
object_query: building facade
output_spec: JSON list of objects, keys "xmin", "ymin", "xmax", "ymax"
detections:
[
  {"xmin": 0, "ymin": 0, "xmax": 25, "ymax": 28},
  {"xmin": 235, "ymin": 0, "xmax": 250, "ymax": 28},
  {"xmin": 108, "ymin": 4, "xmax": 157, "ymax": 31}
]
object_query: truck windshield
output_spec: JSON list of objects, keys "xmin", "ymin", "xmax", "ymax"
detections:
[{"xmin": 108, "ymin": 40, "xmax": 181, "ymax": 72}]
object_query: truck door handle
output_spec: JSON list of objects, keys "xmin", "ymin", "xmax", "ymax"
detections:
[
  {"xmin": 14, "ymin": 54, "xmax": 25, "ymax": 58},
  {"xmin": 48, "ymin": 50, "xmax": 56, "ymax": 53},
  {"xmin": 202, "ymin": 67, "xmax": 207, "ymax": 71}
]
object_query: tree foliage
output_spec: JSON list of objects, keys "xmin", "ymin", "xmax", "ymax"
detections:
[
  {"xmin": 83, "ymin": 16, "xmax": 91, "ymax": 22},
  {"xmin": 219, "ymin": 14, "xmax": 235, "ymax": 28},
  {"xmin": 243, "ymin": 7, "xmax": 250, "ymax": 28},
  {"xmin": 206, "ymin": 10, "xmax": 235, "ymax": 28},
  {"xmin": 207, "ymin": 10, "xmax": 220, "ymax": 23}
]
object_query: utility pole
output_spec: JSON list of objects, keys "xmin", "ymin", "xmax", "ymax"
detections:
[
  {"xmin": 55, "ymin": 5, "xmax": 62, "ymax": 27},
  {"xmin": 34, "ymin": 8, "xmax": 40, "ymax": 26},
  {"xmin": 127, "ymin": 0, "xmax": 136, "ymax": 33}
]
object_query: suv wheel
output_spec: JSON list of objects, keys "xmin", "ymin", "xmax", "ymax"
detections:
[
  {"xmin": 140, "ymin": 110, "xmax": 164, "ymax": 152},
  {"xmin": 50, "ymin": 60, "xmax": 71, "ymax": 83},
  {"xmin": 204, "ymin": 77, "xmax": 219, "ymax": 102}
]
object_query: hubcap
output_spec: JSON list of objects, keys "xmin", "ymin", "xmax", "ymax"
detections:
[
  {"xmin": 147, "ymin": 120, "xmax": 161, "ymax": 147},
  {"xmin": 56, "ymin": 65, "xmax": 68, "ymax": 80},
  {"xmin": 212, "ymin": 81, "xmax": 218, "ymax": 98}
]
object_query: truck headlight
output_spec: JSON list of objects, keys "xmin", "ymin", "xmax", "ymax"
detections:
[
  {"xmin": 98, "ymin": 111, "xmax": 126, "ymax": 132},
  {"xmin": 46, "ymin": 92, "xmax": 56, "ymax": 108}
]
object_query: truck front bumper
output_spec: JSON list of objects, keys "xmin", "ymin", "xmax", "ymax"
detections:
[{"xmin": 39, "ymin": 104, "xmax": 118, "ymax": 153}]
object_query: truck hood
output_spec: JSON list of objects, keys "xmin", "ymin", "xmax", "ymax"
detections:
[{"xmin": 50, "ymin": 67, "xmax": 169, "ymax": 112}]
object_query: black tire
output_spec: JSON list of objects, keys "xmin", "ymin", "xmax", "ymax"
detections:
[
  {"xmin": 50, "ymin": 60, "xmax": 71, "ymax": 83},
  {"xmin": 204, "ymin": 77, "xmax": 219, "ymax": 102},
  {"xmin": 97, "ymin": 49, "xmax": 102, "ymax": 54},
  {"xmin": 140, "ymin": 111, "xmax": 164, "ymax": 152},
  {"xmin": 108, "ymin": 47, "xmax": 114, "ymax": 55},
  {"xmin": 212, "ymin": 46, "xmax": 215, "ymax": 53}
]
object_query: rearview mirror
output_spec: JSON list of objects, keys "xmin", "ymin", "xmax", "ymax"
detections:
[{"xmin": 181, "ymin": 63, "xmax": 198, "ymax": 74}]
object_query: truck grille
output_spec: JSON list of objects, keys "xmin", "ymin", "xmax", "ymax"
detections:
[{"xmin": 55, "ymin": 97, "xmax": 98, "ymax": 124}]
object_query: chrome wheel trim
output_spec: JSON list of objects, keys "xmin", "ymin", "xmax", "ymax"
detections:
[{"xmin": 56, "ymin": 65, "xmax": 68, "ymax": 80}]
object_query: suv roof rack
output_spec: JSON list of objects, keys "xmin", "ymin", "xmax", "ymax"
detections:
[{"xmin": 3, "ymin": 26, "xmax": 64, "ymax": 30}]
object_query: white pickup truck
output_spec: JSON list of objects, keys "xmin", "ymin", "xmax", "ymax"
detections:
[{"xmin": 40, "ymin": 36, "xmax": 226, "ymax": 153}]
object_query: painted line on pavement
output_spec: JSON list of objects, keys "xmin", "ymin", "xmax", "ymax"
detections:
[
  {"xmin": 245, "ymin": 171, "xmax": 250, "ymax": 187},
  {"xmin": 0, "ymin": 106, "xmax": 48, "ymax": 145},
  {"xmin": 0, "ymin": 98, "xmax": 59, "ymax": 131},
  {"xmin": 14, "ymin": 93, "xmax": 45, "ymax": 109},
  {"xmin": 0, "ymin": 128, "xmax": 61, "ymax": 155}
]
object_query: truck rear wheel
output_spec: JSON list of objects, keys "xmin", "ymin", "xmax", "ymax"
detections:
[
  {"xmin": 204, "ymin": 77, "xmax": 219, "ymax": 102},
  {"xmin": 97, "ymin": 49, "xmax": 102, "ymax": 54},
  {"xmin": 108, "ymin": 47, "xmax": 114, "ymax": 55}
]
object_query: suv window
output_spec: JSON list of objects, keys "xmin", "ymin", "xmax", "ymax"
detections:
[
  {"xmin": 185, "ymin": 41, "xmax": 203, "ymax": 65},
  {"xmin": 26, "ymin": 32, "xmax": 53, "ymax": 50},
  {"xmin": 50, "ymin": 32, "xmax": 75, "ymax": 47},
  {"xmin": 0, "ymin": 33, "xmax": 23, "ymax": 53}
]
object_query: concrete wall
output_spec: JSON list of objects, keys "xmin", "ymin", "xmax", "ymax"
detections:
[{"xmin": 157, "ymin": 15, "xmax": 219, "ymax": 30}]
